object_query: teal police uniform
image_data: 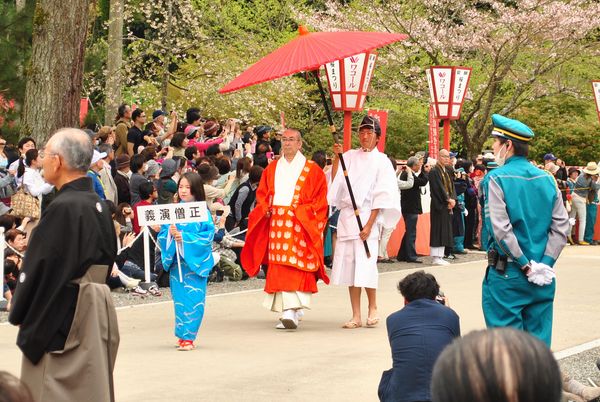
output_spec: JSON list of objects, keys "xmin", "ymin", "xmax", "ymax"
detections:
[{"xmin": 482, "ymin": 114, "xmax": 570, "ymax": 347}]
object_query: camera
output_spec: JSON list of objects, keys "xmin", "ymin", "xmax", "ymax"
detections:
[{"xmin": 435, "ymin": 291, "xmax": 446, "ymax": 305}]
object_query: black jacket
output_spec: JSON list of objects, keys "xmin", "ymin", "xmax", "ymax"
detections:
[
  {"xmin": 400, "ymin": 170, "xmax": 428, "ymax": 215},
  {"xmin": 9, "ymin": 177, "xmax": 117, "ymax": 364}
]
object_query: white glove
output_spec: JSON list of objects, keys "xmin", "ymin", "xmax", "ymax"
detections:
[
  {"xmin": 526, "ymin": 261, "xmax": 555, "ymax": 286},
  {"xmin": 463, "ymin": 209, "xmax": 469, "ymax": 217},
  {"xmin": 569, "ymin": 218, "xmax": 576, "ymax": 226}
]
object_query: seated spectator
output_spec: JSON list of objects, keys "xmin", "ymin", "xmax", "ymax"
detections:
[
  {"xmin": 378, "ymin": 271, "xmax": 460, "ymax": 402},
  {"xmin": 205, "ymin": 144, "xmax": 222, "ymax": 159},
  {"xmin": 210, "ymin": 207, "xmax": 245, "ymax": 282},
  {"xmin": 114, "ymin": 154, "xmax": 131, "ymax": 205},
  {"xmin": 6, "ymin": 229, "xmax": 27, "ymax": 255},
  {"xmin": 97, "ymin": 144, "xmax": 118, "ymax": 204},
  {"xmin": 8, "ymin": 136, "xmax": 36, "ymax": 174},
  {"xmin": 156, "ymin": 159, "xmax": 178, "ymax": 204},
  {"xmin": 171, "ymin": 156, "xmax": 187, "ymax": 183},
  {"xmin": 431, "ymin": 328, "xmax": 562, "ymax": 402},
  {"xmin": 129, "ymin": 154, "xmax": 149, "ymax": 205},
  {"xmin": 227, "ymin": 165, "xmax": 263, "ymax": 231},
  {"xmin": 253, "ymin": 153, "xmax": 268, "ymax": 169},
  {"xmin": 115, "ymin": 203, "xmax": 135, "ymax": 235},
  {"xmin": 142, "ymin": 146, "xmax": 161, "ymax": 180},
  {"xmin": 184, "ymin": 146, "xmax": 199, "ymax": 168},
  {"xmin": 4, "ymin": 255, "xmax": 19, "ymax": 294},
  {"xmin": 118, "ymin": 227, "xmax": 159, "ymax": 285},
  {"xmin": 87, "ymin": 150, "xmax": 107, "ymax": 200},
  {"xmin": 224, "ymin": 156, "xmax": 252, "ymax": 204},
  {"xmin": 103, "ymin": 200, "xmax": 140, "ymax": 292},
  {"xmin": 197, "ymin": 163, "xmax": 235, "ymax": 213},
  {"xmin": 16, "ymin": 149, "xmax": 54, "ymax": 197},
  {"xmin": 132, "ymin": 181, "xmax": 157, "ymax": 234},
  {"xmin": 170, "ymin": 132, "xmax": 189, "ymax": 158},
  {"xmin": 0, "ymin": 215, "xmax": 29, "ymax": 234},
  {"xmin": 214, "ymin": 156, "xmax": 234, "ymax": 188}
]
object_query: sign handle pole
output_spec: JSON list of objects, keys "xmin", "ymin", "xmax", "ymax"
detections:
[
  {"xmin": 143, "ymin": 226, "xmax": 151, "ymax": 283},
  {"xmin": 175, "ymin": 241, "xmax": 183, "ymax": 281}
]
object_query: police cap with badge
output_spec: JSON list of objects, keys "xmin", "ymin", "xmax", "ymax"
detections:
[{"xmin": 491, "ymin": 114, "xmax": 534, "ymax": 143}]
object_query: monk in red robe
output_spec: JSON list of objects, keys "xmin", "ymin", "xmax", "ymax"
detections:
[{"xmin": 241, "ymin": 128, "xmax": 329, "ymax": 329}]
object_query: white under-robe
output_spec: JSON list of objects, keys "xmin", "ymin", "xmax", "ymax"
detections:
[
  {"xmin": 263, "ymin": 151, "xmax": 313, "ymax": 311},
  {"xmin": 328, "ymin": 148, "xmax": 401, "ymax": 288}
]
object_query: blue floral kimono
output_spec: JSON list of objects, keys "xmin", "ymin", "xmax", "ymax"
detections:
[{"xmin": 158, "ymin": 210, "xmax": 215, "ymax": 341}]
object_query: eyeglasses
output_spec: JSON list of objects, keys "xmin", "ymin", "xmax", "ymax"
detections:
[
  {"xmin": 0, "ymin": 142, "xmax": 6, "ymax": 145},
  {"xmin": 281, "ymin": 137, "xmax": 300, "ymax": 142},
  {"xmin": 39, "ymin": 150, "xmax": 59, "ymax": 158}
]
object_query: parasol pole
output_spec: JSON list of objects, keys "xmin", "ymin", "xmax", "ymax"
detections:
[{"xmin": 313, "ymin": 70, "xmax": 371, "ymax": 258}]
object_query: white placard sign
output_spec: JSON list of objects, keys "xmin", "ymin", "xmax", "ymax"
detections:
[{"xmin": 137, "ymin": 201, "xmax": 209, "ymax": 226}]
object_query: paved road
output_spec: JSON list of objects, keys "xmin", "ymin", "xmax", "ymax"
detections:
[{"xmin": 0, "ymin": 246, "xmax": 598, "ymax": 401}]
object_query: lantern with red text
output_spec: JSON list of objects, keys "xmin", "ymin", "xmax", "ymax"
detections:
[
  {"xmin": 324, "ymin": 51, "xmax": 378, "ymax": 150},
  {"xmin": 426, "ymin": 66, "xmax": 472, "ymax": 150}
]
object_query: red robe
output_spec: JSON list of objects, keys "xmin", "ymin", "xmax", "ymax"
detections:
[{"xmin": 241, "ymin": 158, "xmax": 330, "ymax": 293}]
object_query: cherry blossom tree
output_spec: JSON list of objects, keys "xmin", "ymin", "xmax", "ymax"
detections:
[{"xmin": 297, "ymin": 0, "xmax": 600, "ymax": 156}]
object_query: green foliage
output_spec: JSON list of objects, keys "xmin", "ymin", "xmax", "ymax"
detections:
[
  {"xmin": 515, "ymin": 95, "xmax": 600, "ymax": 166},
  {"xmin": 0, "ymin": 1, "xmax": 33, "ymax": 104}
]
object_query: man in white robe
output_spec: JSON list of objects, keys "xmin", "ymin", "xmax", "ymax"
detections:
[{"xmin": 328, "ymin": 116, "xmax": 401, "ymax": 329}]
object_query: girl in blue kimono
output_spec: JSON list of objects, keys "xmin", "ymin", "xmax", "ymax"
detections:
[{"xmin": 158, "ymin": 172, "xmax": 214, "ymax": 351}]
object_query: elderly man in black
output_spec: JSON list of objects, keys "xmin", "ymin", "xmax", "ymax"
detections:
[
  {"xmin": 429, "ymin": 149, "xmax": 456, "ymax": 265},
  {"xmin": 397, "ymin": 156, "xmax": 430, "ymax": 263},
  {"xmin": 9, "ymin": 128, "xmax": 119, "ymax": 402}
]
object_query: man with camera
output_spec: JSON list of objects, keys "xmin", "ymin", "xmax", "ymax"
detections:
[
  {"xmin": 378, "ymin": 271, "xmax": 460, "ymax": 402},
  {"xmin": 397, "ymin": 155, "xmax": 430, "ymax": 263},
  {"xmin": 482, "ymin": 114, "xmax": 569, "ymax": 347}
]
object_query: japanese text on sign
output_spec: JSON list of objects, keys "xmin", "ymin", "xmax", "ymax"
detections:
[{"xmin": 137, "ymin": 201, "xmax": 209, "ymax": 226}]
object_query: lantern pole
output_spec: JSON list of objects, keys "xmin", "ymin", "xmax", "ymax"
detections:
[
  {"xmin": 312, "ymin": 69, "xmax": 372, "ymax": 258},
  {"xmin": 343, "ymin": 111, "xmax": 353, "ymax": 152},
  {"xmin": 442, "ymin": 120, "xmax": 450, "ymax": 150}
]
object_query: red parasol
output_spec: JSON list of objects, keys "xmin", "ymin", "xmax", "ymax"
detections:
[
  {"xmin": 220, "ymin": 26, "xmax": 407, "ymax": 258},
  {"xmin": 219, "ymin": 26, "xmax": 407, "ymax": 94}
]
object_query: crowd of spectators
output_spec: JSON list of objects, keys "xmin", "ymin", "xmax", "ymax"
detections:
[{"xmin": 1, "ymin": 105, "xmax": 599, "ymax": 306}]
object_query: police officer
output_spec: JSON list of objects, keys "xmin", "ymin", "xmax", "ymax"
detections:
[{"xmin": 482, "ymin": 114, "xmax": 569, "ymax": 347}]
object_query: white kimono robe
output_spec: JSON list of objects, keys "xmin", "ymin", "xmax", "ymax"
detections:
[{"xmin": 328, "ymin": 148, "xmax": 401, "ymax": 288}]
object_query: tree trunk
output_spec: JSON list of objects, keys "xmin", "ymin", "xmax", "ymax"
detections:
[
  {"xmin": 22, "ymin": 0, "xmax": 91, "ymax": 144},
  {"xmin": 160, "ymin": 0, "xmax": 174, "ymax": 111},
  {"xmin": 15, "ymin": 0, "xmax": 25, "ymax": 12},
  {"xmin": 104, "ymin": 0, "xmax": 124, "ymax": 126}
]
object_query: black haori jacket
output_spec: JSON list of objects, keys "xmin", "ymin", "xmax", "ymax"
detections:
[{"xmin": 9, "ymin": 177, "xmax": 117, "ymax": 364}]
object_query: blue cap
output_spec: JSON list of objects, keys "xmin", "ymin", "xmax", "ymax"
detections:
[
  {"xmin": 543, "ymin": 153, "xmax": 557, "ymax": 161},
  {"xmin": 152, "ymin": 109, "xmax": 165, "ymax": 120},
  {"xmin": 491, "ymin": 114, "xmax": 534, "ymax": 143},
  {"xmin": 449, "ymin": 151, "xmax": 458, "ymax": 158}
]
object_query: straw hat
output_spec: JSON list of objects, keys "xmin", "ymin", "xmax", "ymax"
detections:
[{"xmin": 583, "ymin": 162, "xmax": 599, "ymax": 175}]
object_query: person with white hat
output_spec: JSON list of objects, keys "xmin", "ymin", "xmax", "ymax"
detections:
[
  {"xmin": 87, "ymin": 149, "xmax": 107, "ymax": 200},
  {"xmin": 570, "ymin": 162, "xmax": 600, "ymax": 245}
]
